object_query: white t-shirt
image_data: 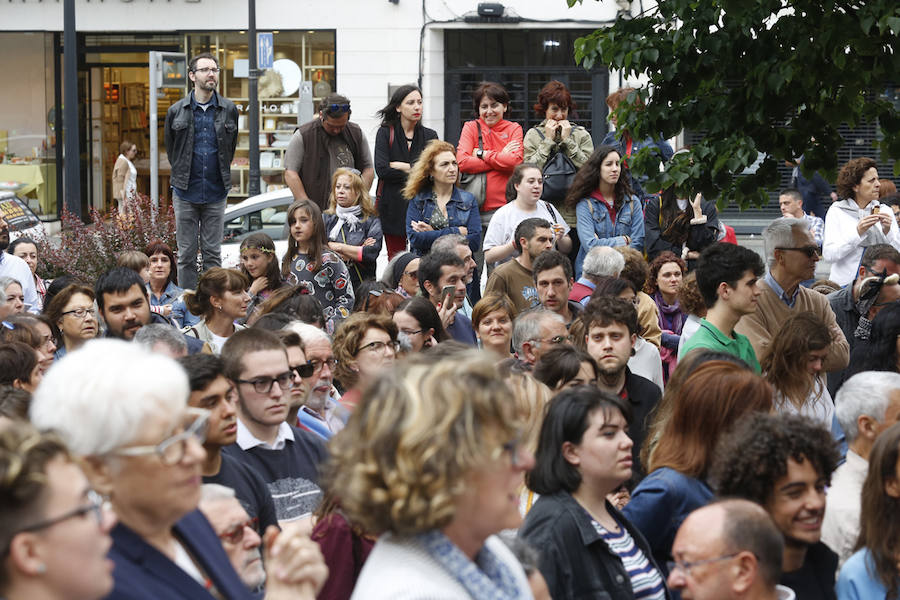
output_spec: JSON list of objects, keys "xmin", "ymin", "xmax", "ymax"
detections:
[{"xmin": 483, "ymin": 200, "xmax": 569, "ymax": 266}]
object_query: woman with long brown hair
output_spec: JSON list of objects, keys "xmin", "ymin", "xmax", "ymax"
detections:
[
  {"xmin": 763, "ymin": 311, "xmax": 835, "ymax": 428},
  {"xmin": 622, "ymin": 361, "xmax": 773, "ymax": 574},
  {"xmin": 836, "ymin": 422, "xmax": 900, "ymax": 599}
]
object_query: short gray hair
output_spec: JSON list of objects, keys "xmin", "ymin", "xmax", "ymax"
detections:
[
  {"xmin": 286, "ymin": 321, "xmax": 331, "ymax": 346},
  {"xmin": 134, "ymin": 323, "xmax": 188, "ymax": 355},
  {"xmin": 835, "ymin": 371, "xmax": 900, "ymax": 442},
  {"xmin": 511, "ymin": 309, "xmax": 564, "ymax": 355},
  {"xmin": 763, "ymin": 217, "xmax": 807, "ymax": 268},
  {"xmin": 30, "ymin": 339, "xmax": 189, "ymax": 455},
  {"xmin": 200, "ymin": 483, "xmax": 237, "ymax": 504},
  {"xmin": 431, "ymin": 234, "xmax": 469, "ymax": 255},
  {"xmin": 582, "ymin": 247, "xmax": 625, "ymax": 279},
  {"xmin": 0, "ymin": 276, "xmax": 21, "ymax": 296}
]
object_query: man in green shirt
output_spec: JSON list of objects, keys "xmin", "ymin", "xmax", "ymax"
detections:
[{"xmin": 680, "ymin": 242, "xmax": 765, "ymax": 372}]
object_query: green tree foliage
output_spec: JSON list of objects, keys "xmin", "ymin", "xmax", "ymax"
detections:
[{"xmin": 568, "ymin": 0, "xmax": 900, "ymax": 208}]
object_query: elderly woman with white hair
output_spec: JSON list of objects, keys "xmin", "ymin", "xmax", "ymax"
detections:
[
  {"xmin": 570, "ymin": 246, "xmax": 625, "ymax": 306},
  {"xmin": 823, "ymin": 370, "xmax": 900, "ymax": 566},
  {"xmin": 30, "ymin": 340, "xmax": 328, "ymax": 600}
]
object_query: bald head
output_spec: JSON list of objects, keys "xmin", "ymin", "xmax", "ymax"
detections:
[{"xmin": 669, "ymin": 500, "xmax": 783, "ymax": 599}]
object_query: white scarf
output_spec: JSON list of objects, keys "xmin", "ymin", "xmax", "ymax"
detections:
[{"xmin": 329, "ymin": 204, "xmax": 362, "ymax": 239}]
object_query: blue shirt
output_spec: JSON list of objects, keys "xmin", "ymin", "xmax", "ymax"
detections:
[
  {"xmin": 175, "ymin": 91, "xmax": 226, "ymax": 204},
  {"xmin": 764, "ymin": 271, "xmax": 800, "ymax": 308}
]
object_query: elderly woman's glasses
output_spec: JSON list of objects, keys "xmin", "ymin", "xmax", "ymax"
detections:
[
  {"xmin": 61, "ymin": 307, "xmax": 97, "ymax": 320},
  {"xmin": 218, "ymin": 517, "xmax": 259, "ymax": 544},
  {"xmin": 236, "ymin": 372, "xmax": 295, "ymax": 394},
  {"xmin": 356, "ymin": 340, "xmax": 400, "ymax": 356},
  {"xmin": 16, "ymin": 490, "xmax": 106, "ymax": 534},
  {"xmin": 112, "ymin": 407, "xmax": 210, "ymax": 465}
]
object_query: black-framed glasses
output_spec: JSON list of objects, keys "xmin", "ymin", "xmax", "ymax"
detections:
[
  {"xmin": 193, "ymin": 67, "xmax": 220, "ymax": 74},
  {"xmin": 218, "ymin": 517, "xmax": 259, "ymax": 544},
  {"xmin": 399, "ymin": 328, "xmax": 424, "ymax": 336},
  {"xmin": 15, "ymin": 490, "xmax": 106, "ymax": 535},
  {"xmin": 111, "ymin": 408, "xmax": 209, "ymax": 465},
  {"xmin": 323, "ymin": 103, "xmax": 350, "ymax": 115},
  {"xmin": 309, "ymin": 357, "xmax": 338, "ymax": 373},
  {"xmin": 236, "ymin": 372, "xmax": 294, "ymax": 394},
  {"xmin": 356, "ymin": 340, "xmax": 400, "ymax": 356},
  {"xmin": 290, "ymin": 362, "xmax": 315, "ymax": 378},
  {"xmin": 61, "ymin": 307, "xmax": 97, "ymax": 320},
  {"xmin": 775, "ymin": 246, "xmax": 820, "ymax": 258},
  {"xmin": 667, "ymin": 553, "xmax": 740, "ymax": 577}
]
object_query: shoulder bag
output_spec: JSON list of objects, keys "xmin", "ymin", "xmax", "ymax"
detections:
[
  {"xmin": 537, "ymin": 128, "xmax": 577, "ymax": 204},
  {"xmin": 458, "ymin": 122, "xmax": 488, "ymax": 208}
]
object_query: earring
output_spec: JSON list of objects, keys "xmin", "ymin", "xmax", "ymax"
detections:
[{"xmin": 36, "ymin": 564, "xmax": 47, "ymax": 574}]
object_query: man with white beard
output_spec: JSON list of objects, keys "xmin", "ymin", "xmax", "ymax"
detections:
[{"xmin": 288, "ymin": 322, "xmax": 348, "ymax": 439}]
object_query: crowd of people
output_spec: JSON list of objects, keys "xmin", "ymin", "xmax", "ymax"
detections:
[{"xmin": 3, "ymin": 59, "xmax": 900, "ymax": 600}]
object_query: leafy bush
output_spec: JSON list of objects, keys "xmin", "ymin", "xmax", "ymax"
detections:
[{"xmin": 38, "ymin": 193, "xmax": 176, "ymax": 283}]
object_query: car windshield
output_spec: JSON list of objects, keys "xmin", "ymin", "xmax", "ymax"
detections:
[{"xmin": 223, "ymin": 202, "xmax": 289, "ymax": 243}]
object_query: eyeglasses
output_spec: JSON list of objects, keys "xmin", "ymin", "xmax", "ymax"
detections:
[
  {"xmin": 236, "ymin": 371, "xmax": 295, "ymax": 394},
  {"xmin": 290, "ymin": 362, "xmax": 315, "ymax": 378},
  {"xmin": 502, "ymin": 436, "xmax": 523, "ymax": 467},
  {"xmin": 218, "ymin": 517, "xmax": 259, "ymax": 544},
  {"xmin": 356, "ymin": 340, "xmax": 400, "ymax": 356},
  {"xmin": 308, "ymin": 357, "xmax": 338, "ymax": 373},
  {"xmin": 534, "ymin": 334, "xmax": 574, "ymax": 346},
  {"xmin": 775, "ymin": 246, "xmax": 820, "ymax": 258},
  {"xmin": 667, "ymin": 553, "xmax": 740, "ymax": 577},
  {"xmin": 61, "ymin": 307, "xmax": 97, "ymax": 320},
  {"xmin": 399, "ymin": 328, "xmax": 424, "ymax": 336},
  {"xmin": 323, "ymin": 103, "xmax": 351, "ymax": 115},
  {"xmin": 15, "ymin": 490, "xmax": 106, "ymax": 535},
  {"xmin": 111, "ymin": 408, "xmax": 209, "ymax": 465},
  {"xmin": 193, "ymin": 67, "xmax": 220, "ymax": 74},
  {"xmin": 403, "ymin": 270, "xmax": 418, "ymax": 280}
]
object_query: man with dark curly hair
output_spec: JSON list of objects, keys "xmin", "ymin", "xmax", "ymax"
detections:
[{"xmin": 711, "ymin": 413, "xmax": 841, "ymax": 600}]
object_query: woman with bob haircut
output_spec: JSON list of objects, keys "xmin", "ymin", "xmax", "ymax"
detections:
[
  {"xmin": 404, "ymin": 140, "xmax": 481, "ymax": 257},
  {"xmin": 824, "ymin": 157, "xmax": 900, "ymax": 286},
  {"xmin": 0, "ymin": 341, "xmax": 42, "ymax": 392},
  {"xmin": 182, "ymin": 267, "xmax": 250, "ymax": 354},
  {"xmin": 520, "ymin": 386, "xmax": 669, "ymax": 600},
  {"xmin": 323, "ymin": 167, "xmax": 384, "ymax": 293},
  {"xmin": 836, "ymin": 422, "xmax": 900, "ymax": 599},
  {"xmin": 0, "ymin": 424, "xmax": 117, "ymax": 600},
  {"xmin": 471, "ymin": 292, "xmax": 516, "ymax": 358},
  {"xmin": 43, "ymin": 283, "xmax": 98, "ymax": 359},
  {"xmin": 373, "ymin": 84, "xmax": 439, "ymax": 259},
  {"xmin": 566, "ymin": 145, "xmax": 645, "ymax": 276},
  {"xmin": 533, "ymin": 345, "xmax": 598, "ymax": 391},
  {"xmin": 29, "ymin": 340, "xmax": 329, "ymax": 600},
  {"xmin": 523, "ymin": 80, "xmax": 594, "ymax": 227},
  {"xmin": 623, "ymin": 361, "xmax": 773, "ymax": 574},
  {"xmin": 283, "ymin": 199, "xmax": 355, "ymax": 333},
  {"xmin": 331, "ymin": 312, "xmax": 399, "ymax": 411},
  {"xmin": 327, "ymin": 350, "xmax": 535, "ymax": 599},
  {"xmin": 145, "ymin": 239, "xmax": 198, "ymax": 328},
  {"xmin": 392, "ymin": 295, "xmax": 446, "ymax": 353},
  {"xmin": 7, "ymin": 236, "xmax": 46, "ymax": 310}
]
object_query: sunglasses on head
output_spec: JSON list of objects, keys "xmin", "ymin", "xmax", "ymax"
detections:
[{"xmin": 323, "ymin": 103, "xmax": 351, "ymax": 116}]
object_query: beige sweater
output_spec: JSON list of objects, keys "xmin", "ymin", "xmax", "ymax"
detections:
[{"xmin": 734, "ymin": 280, "xmax": 849, "ymax": 371}]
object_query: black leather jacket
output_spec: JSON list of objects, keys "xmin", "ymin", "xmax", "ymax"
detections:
[{"xmin": 164, "ymin": 91, "xmax": 238, "ymax": 191}]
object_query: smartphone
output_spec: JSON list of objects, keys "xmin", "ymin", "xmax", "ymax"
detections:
[{"xmin": 440, "ymin": 285, "xmax": 456, "ymax": 307}]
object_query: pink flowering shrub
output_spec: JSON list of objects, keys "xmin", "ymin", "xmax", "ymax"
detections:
[{"xmin": 38, "ymin": 193, "xmax": 177, "ymax": 282}]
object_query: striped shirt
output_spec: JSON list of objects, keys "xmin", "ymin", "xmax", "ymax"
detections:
[{"xmin": 594, "ymin": 518, "xmax": 666, "ymax": 600}]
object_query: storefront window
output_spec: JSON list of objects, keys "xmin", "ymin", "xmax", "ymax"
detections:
[{"xmin": 0, "ymin": 32, "xmax": 58, "ymax": 219}]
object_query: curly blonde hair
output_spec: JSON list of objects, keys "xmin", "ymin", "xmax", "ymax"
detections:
[
  {"xmin": 324, "ymin": 350, "xmax": 520, "ymax": 536},
  {"xmin": 325, "ymin": 167, "xmax": 377, "ymax": 218},
  {"xmin": 331, "ymin": 312, "xmax": 398, "ymax": 389},
  {"xmin": 402, "ymin": 139, "xmax": 457, "ymax": 200}
]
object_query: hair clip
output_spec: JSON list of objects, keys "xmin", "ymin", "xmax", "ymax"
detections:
[{"xmin": 240, "ymin": 246, "xmax": 275, "ymax": 255}]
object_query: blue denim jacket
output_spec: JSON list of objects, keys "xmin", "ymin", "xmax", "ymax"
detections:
[
  {"xmin": 405, "ymin": 187, "xmax": 481, "ymax": 256},
  {"xmin": 574, "ymin": 193, "xmax": 645, "ymax": 276},
  {"xmin": 147, "ymin": 281, "xmax": 200, "ymax": 328}
]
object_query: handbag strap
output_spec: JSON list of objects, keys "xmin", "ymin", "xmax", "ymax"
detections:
[
  {"xmin": 543, "ymin": 200, "xmax": 559, "ymax": 224},
  {"xmin": 476, "ymin": 121, "xmax": 483, "ymax": 151}
]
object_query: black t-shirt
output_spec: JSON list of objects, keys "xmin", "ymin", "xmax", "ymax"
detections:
[
  {"xmin": 222, "ymin": 426, "xmax": 328, "ymax": 523},
  {"xmin": 780, "ymin": 542, "xmax": 838, "ymax": 600},
  {"xmin": 203, "ymin": 451, "xmax": 279, "ymax": 533}
]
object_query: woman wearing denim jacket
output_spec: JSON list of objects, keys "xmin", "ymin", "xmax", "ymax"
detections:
[
  {"xmin": 404, "ymin": 140, "xmax": 481, "ymax": 257},
  {"xmin": 566, "ymin": 145, "xmax": 645, "ymax": 277},
  {"xmin": 145, "ymin": 240, "xmax": 200, "ymax": 328}
]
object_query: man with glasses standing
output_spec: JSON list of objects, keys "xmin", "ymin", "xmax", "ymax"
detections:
[
  {"xmin": 734, "ymin": 217, "xmax": 848, "ymax": 371},
  {"xmin": 284, "ymin": 93, "xmax": 375, "ymax": 209},
  {"xmin": 220, "ymin": 328, "xmax": 327, "ymax": 524},
  {"xmin": 164, "ymin": 52, "xmax": 239, "ymax": 291}
]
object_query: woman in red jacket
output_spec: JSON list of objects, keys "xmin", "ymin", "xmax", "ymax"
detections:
[{"xmin": 457, "ymin": 82, "xmax": 523, "ymax": 279}]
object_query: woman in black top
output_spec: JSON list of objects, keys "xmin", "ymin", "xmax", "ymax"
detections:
[{"xmin": 374, "ymin": 85, "xmax": 439, "ymax": 260}]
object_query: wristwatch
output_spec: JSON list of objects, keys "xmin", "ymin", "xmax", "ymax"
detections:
[{"xmin": 476, "ymin": 149, "xmax": 484, "ymax": 159}]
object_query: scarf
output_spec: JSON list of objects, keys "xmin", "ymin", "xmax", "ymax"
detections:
[
  {"xmin": 654, "ymin": 290, "xmax": 685, "ymax": 335},
  {"xmin": 416, "ymin": 530, "xmax": 521, "ymax": 600},
  {"xmin": 854, "ymin": 272, "xmax": 900, "ymax": 340},
  {"xmin": 329, "ymin": 205, "xmax": 362, "ymax": 240}
]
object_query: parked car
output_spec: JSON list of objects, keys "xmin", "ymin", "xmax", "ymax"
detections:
[
  {"xmin": 0, "ymin": 191, "xmax": 44, "ymax": 241},
  {"xmin": 220, "ymin": 188, "xmax": 293, "ymax": 269}
]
